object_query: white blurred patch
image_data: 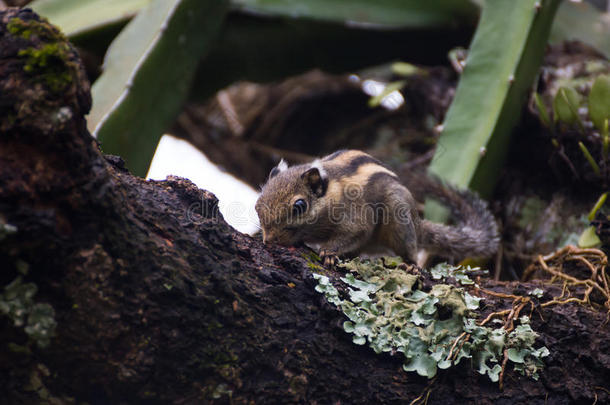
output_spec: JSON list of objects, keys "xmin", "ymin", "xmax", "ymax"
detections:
[
  {"xmin": 362, "ymin": 79, "xmax": 405, "ymax": 110},
  {"xmin": 362, "ymin": 79, "xmax": 385, "ymax": 97},
  {"xmin": 147, "ymin": 135, "xmax": 260, "ymax": 234}
]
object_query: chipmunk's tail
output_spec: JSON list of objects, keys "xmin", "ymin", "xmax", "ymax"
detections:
[{"xmin": 402, "ymin": 171, "xmax": 500, "ymax": 260}]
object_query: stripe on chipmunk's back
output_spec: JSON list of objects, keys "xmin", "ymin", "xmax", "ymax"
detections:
[
  {"xmin": 326, "ymin": 162, "xmax": 398, "ymax": 203},
  {"xmin": 324, "ymin": 150, "xmax": 393, "ymax": 178}
]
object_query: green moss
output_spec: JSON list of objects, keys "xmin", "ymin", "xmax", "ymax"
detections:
[
  {"xmin": 301, "ymin": 252, "xmax": 325, "ymax": 272},
  {"xmin": 7, "ymin": 17, "xmax": 75, "ymax": 94},
  {"xmin": 306, "ymin": 261, "xmax": 324, "ymax": 272},
  {"xmin": 17, "ymin": 43, "xmax": 73, "ymax": 93},
  {"xmin": 7, "ymin": 16, "xmax": 66, "ymax": 42}
]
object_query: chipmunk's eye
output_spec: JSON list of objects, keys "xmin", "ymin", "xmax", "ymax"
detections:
[{"xmin": 292, "ymin": 199, "xmax": 307, "ymax": 215}]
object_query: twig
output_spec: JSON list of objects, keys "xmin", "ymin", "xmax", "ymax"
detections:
[
  {"xmin": 446, "ymin": 332, "xmax": 468, "ymax": 361},
  {"xmin": 499, "ymin": 347, "xmax": 510, "ymax": 391},
  {"xmin": 409, "ymin": 377, "xmax": 436, "ymax": 405}
]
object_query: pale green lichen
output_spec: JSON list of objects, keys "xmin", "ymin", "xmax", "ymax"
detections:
[
  {"xmin": 314, "ymin": 258, "xmax": 549, "ymax": 381},
  {"xmin": 429, "ymin": 262, "xmax": 486, "ymax": 285},
  {"xmin": 0, "ymin": 265, "xmax": 57, "ymax": 348}
]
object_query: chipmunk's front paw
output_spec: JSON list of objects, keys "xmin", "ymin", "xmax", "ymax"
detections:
[
  {"xmin": 398, "ymin": 262, "xmax": 420, "ymax": 275},
  {"xmin": 319, "ymin": 249, "xmax": 339, "ymax": 268}
]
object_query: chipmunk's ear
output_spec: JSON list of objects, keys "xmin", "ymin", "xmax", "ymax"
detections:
[
  {"xmin": 269, "ymin": 159, "xmax": 288, "ymax": 179},
  {"xmin": 301, "ymin": 160, "xmax": 328, "ymax": 197}
]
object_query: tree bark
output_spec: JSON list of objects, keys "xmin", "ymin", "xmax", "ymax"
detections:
[{"xmin": 1, "ymin": 7, "xmax": 609, "ymax": 405}]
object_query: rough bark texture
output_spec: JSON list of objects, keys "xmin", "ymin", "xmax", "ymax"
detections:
[{"xmin": 1, "ymin": 7, "xmax": 609, "ymax": 405}]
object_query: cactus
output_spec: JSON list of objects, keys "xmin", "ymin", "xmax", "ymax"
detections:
[
  {"xmin": 232, "ymin": 0, "xmax": 478, "ymax": 29},
  {"xmin": 550, "ymin": 0, "xmax": 610, "ymax": 59},
  {"xmin": 88, "ymin": 0, "xmax": 228, "ymax": 176},
  {"xmin": 426, "ymin": 0, "xmax": 561, "ymax": 221},
  {"xmin": 30, "ymin": 0, "xmax": 151, "ymax": 38},
  {"xmin": 32, "ymin": 0, "xmax": 477, "ymax": 39}
]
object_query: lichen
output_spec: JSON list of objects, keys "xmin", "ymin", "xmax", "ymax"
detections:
[
  {"xmin": 314, "ymin": 258, "xmax": 549, "ymax": 381},
  {"xmin": 0, "ymin": 265, "xmax": 57, "ymax": 348}
]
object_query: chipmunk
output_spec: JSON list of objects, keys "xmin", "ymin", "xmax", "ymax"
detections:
[{"xmin": 255, "ymin": 150, "xmax": 499, "ymax": 266}]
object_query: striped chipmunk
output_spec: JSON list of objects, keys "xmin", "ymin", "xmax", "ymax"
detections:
[{"xmin": 255, "ymin": 150, "xmax": 499, "ymax": 267}]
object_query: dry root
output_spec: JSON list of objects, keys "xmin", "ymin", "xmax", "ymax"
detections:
[
  {"xmin": 523, "ymin": 245, "xmax": 609, "ymax": 311},
  {"xmin": 409, "ymin": 376, "xmax": 436, "ymax": 405},
  {"xmin": 472, "ymin": 246, "xmax": 608, "ymax": 389}
]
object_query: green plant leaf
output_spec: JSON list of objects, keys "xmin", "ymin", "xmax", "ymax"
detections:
[
  {"xmin": 602, "ymin": 119, "xmax": 609, "ymax": 160},
  {"xmin": 426, "ymin": 0, "xmax": 561, "ymax": 221},
  {"xmin": 578, "ymin": 226, "xmax": 601, "ymax": 248},
  {"xmin": 89, "ymin": 0, "xmax": 228, "ymax": 176},
  {"xmin": 588, "ymin": 192, "xmax": 608, "ymax": 222},
  {"xmin": 30, "ymin": 0, "xmax": 151, "ymax": 38},
  {"xmin": 588, "ymin": 75, "xmax": 610, "ymax": 132},
  {"xmin": 533, "ymin": 92, "xmax": 551, "ymax": 127},
  {"xmin": 578, "ymin": 141, "xmax": 601, "ymax": 176},
  {"xmin": 553, "ymin": 86, "xmax": 581, "ymax": 125}
]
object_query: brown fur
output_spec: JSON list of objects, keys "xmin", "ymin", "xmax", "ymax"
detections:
[{"xmin": 255, "ymin": 150, "xmax": 499, "ymax": 264}]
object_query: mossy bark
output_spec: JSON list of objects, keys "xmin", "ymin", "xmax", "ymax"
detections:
[{"xmin": 1, "ymin": 7, "xmax": 609, "ymax": 405}]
